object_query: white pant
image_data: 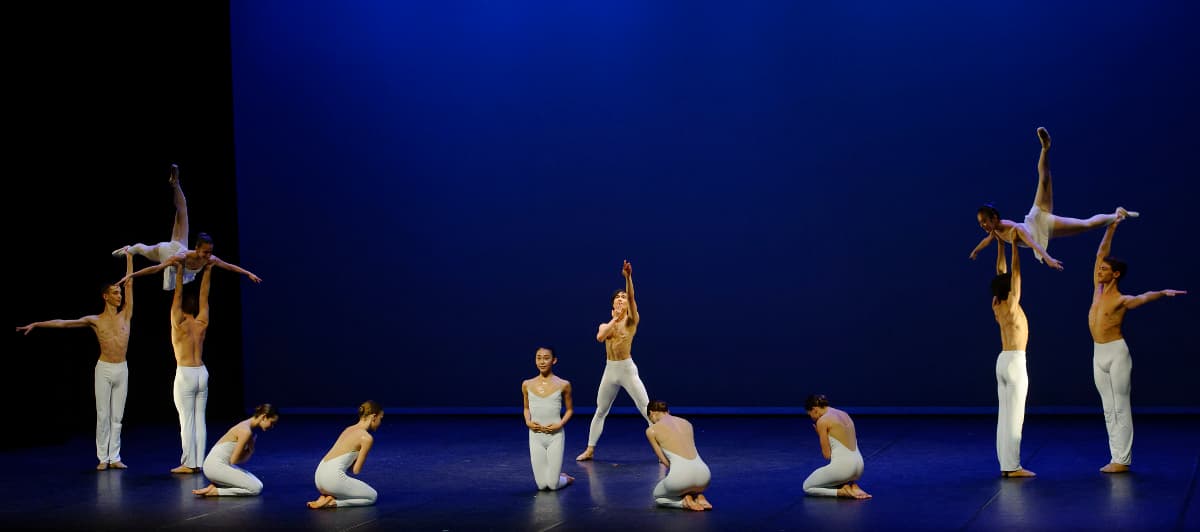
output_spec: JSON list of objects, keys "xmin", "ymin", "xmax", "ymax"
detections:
[
  {"xmin": 94, "ymin": 360, "xmax": 128, "ymax": 463},
  {"xmin": 202, "ymin": 441, "xmax": 262, "ymax": 496},
  {"xmin": 529, "ymin": 430, "xmax": 568, "ymax": 490},
  {"xmin": 587, "ymin": 358, "xmax": 651, "ymax": 446},
  {"xmin": 315, "ymin": 452, "xmax": 377, "ymax": 507},
  {"xmin": 174, "ymin": 365, "xmax": 209, "ymax": 468},
  {"xmin": 1094, "ymin": 339, "xmax": 1133, "ymax": 465},
  {"xmin": 803, "ymin": 439, "xmax": 864, "ymax": 497},
  {"xmin": 654, "ymin": 450, "xmax": 711, "ymax": 508},
  {"xmin": 996, "ymin": 350, "xmax": 1029, "ymax": 472},
  {"xmin": 1019, "ymin": 205, "xmax": 1054, "ymax": 264}
]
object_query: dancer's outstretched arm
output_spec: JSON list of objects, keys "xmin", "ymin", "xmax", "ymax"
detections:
[
  {"xmin": 210, "ymin": 256, "xmax": 262, "ymax": 284},
  {"xmin": 622, "ymin": 260, "xmax": 638, "ymax": 326},
  {"xmin": 1094, "ymin": 221, "xmax": 1119, "ymax": 289},
  {"xmin": 971, "ymin": 233, "xmax": 996, "ymax": 260},
  {"xmin": 197, "ymin": 263, "xmax": 214, "ymax": 325},
  {"xmin": 1012, "ymin": 224, "xmax": 1062, "ymax": 270},
  {"xmin": 120, "ymin": 252, "xmax": 134, "ymax": 319},
  {"xmin": 1009, "ymin": 239, "xmax": 1021, "ymax": 304},
  {"xmin": 16, "ymin": 315, "xmax": 95, "ymax": 335},
  {"xmin": 122, "ymin": 253, "xmax": 184, "ymax": 284},
  {"xmin": 1122, "ymin": 289, "xmax": 1187, "ymax": 310}
]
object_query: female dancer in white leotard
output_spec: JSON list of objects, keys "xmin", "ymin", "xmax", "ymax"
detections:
[
  {"xmin": 970, "ymin": 127, "xmax": 1136, "ymax": 271},
  {"xmin": 802, "ymin": 394, "xmax": 871, "ymax": 499},
  {"xmin": 192, "ymin": 404, "xmax": 279, "ymax": 497},
  {"xmin": 523, "ymin": 346, "xmax": 575, "ymax": 490},
  {"xmin": 307, "ymin": 401, "xmax": 383, "ymax": 509}
]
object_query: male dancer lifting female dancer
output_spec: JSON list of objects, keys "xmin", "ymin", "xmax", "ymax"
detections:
[
  {"xmin": 1089, "ymin": 217, "xmax": 1186, "ymax": 473},
  {"xmin": 523, "ymin": 347, "xmax": 575, "ymax": 490},
  {"xmin": 16, "ymin": 253, "xmax": 134, "ymax": 471},
  {"xmin": 168, "ymin": 260, "xmax": 215, "ymax": 474},
  {"xmin": 645, "ymin": 400, "xmax": 712, "ymax": 511},
  {"xmin": 308, "ymin": 401, "xmax": 384, "ymax": 509},
  {"xmin": 192, "ymin": 404, "xmax": 279, "ymax": 497},
  {"xmin": 990, "ymin": 238, "xmax": 1035, "ymax": 478},
  {"xmin": 576, "ymin": 260, "xmax": 651, "ymax": 462},
  {"xmin": 802, "ymin": 394, "xmax": 870, "ymax": 499},
  {"xmin": 113, "ymin": 163, "xmax": 261, "ymax": 289},
  {"xmin": 971, "ymin": 127, "xmax": 1137, "ymax": 270}
]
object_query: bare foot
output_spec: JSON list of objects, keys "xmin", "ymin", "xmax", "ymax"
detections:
[
  {"xmin": 1100, "ymin": 463, "xmax": 1130, "ymax": 473},
  {"xmin": 560, "ymin": 473, "xmax": 575, "ymax": 487},
  {"xmin": 695, "ymin": 493, "xmax": 713, "ymax": 510},
  {"xmin": 1001, "ymin": 468, "xmax": 1037, "ymax": 478},
  {"xmin": 1037, "ymin": 127, "xmax": 1051, "ymax": 150},
  {"xmin": 96, "ymin": 462, "xmax": 108, "ymax": 471},
  {"xmin": 170, "ymin": 465, "xmax": 198, "ymax": 474},
  {"xmin": 682, "ymin": 494, "xmax": 704, "ymax": 511},
  {"xmin": 109, "ymin": 461, "xmax": 127, "ymax": 469},
  {"xmin": 575, "ymin": 447, "xmax": 595, "ymax": 461},
  {"xmin": 307, "ymin": 496, "xmax": 338, "ymax": 509},
  {"xmin": 169, "ymin": 164, "xmax": 180, "ymax": 185},
  {"xmin": 111, "ymin": 246, "xmax": 129, "ymax": 257},
  {"xmin": 192, "ymin": 484, "xmax": 218, "ymax": 496},
  {"xmin": 836, "ymin": 484, "xmax": 856, "ymax": 498},
  {"xmin": 848, "ymin": 483, "xmax": 872, "ymax": 499}
]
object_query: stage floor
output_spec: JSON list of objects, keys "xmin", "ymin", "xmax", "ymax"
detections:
[{"xmin": 2, "ymin": 414, "xmax": 1197, "ymax": 531}]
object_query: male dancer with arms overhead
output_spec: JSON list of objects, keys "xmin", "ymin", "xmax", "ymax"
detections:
[
  {"xmin": 1089, "ymin": 217, "xmax": 1186, "ymax": 473},
  {"xmin": 991, "ymin": 238, "xmax": 1036, "ymax": 478},
  {"xmin": 169, "ymin": 258, "xmax": 215, "ymax": 474},
  {"xmin": 576, "ymin": 260, "xmax": 651, "ymax": 462}
]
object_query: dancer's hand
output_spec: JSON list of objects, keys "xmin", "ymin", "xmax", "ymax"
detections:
[
  {"xmin": 247, "ymin": 272, "xmax": 262, "ymax": 283},
  {"xmin": 16, "ymin": 324, "xmax": 34, "ymax": 335},
  {"xmin": 1160, "ymin": 289, "xmax": 1187, "ymax": 297},
  {"xmin": 622, "ymin": 260, "xmax": 632, "ymax": 278},
  {"xmin": 969, "ymin": 249, "xmax": 980, "ymax": 260},
  {"xmin": 611, "ymin": 308, "xmax": 626, "ymax": 322},
  {"xmin": 1045, "ymin": 256, "xmax": 1064, "ymax": 271}
]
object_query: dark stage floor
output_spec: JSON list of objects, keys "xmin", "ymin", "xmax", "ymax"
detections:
[{"xmin": 2, "ymin": 414, "xmax": 1197, "ymax": 531}]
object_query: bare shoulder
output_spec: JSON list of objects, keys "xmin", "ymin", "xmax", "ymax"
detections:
[{"xmin": 555, "ymin": 377, "xmax": 570, "ymax": 388}]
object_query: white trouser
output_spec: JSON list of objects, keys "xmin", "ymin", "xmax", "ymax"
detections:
[
  {"xmin": 996, "ymin": 350, "xmax": 1029, "ymax": 472},
  {"xmin": 654, "ymin": 450, "xmax": 711, "ymax": 508},
  {"xmin": 315, "ymin": 454, "xmax": 377, "ymax": 507},
  {"xmin": 94, "ymin": 360, "xmax": 128, "ymax": 463},
  {"xmin": 202, "ymin": 442, "xmax": 263, "ymax": 496},
  {"xmin": 174, "ymin": 365, "xmax": 209, "ymax": 468},
  {"xmin": 529, "ymin": 430, "xmax": 568, "ymax": 490},
  {"xmin": 803, "ymin": 439, "xmax": 864, "ymax": 497},
  {"xmin": 587, "ymin": 358, "xmax": 651, "ymax": 446},
  {"xmin": 1094, "ymin": 339, "xmax": 1133, "ymax": 465}
]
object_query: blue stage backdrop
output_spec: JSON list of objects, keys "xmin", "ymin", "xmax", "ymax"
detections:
[{"xmin": 230, "ymin": 1, "xmax": 1198, "ymax": 411}]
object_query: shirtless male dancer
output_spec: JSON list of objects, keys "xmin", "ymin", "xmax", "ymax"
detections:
[
  {"xmin": 576, "ymin": 260, "xmax": 651, "ymax": 462},
  {"xmin": 971, "ymin": 127, "xmax": 1136, "ymax": 270},
  {"xmin": 168, "ymin": 260, "xmax": 215, "ymax": 474},
  {"xmin": 802, "ymin": 394, "xmax": 870, "ymax": 499},
  {"xmin": 16, "ymin": 253, "xmax": 134, "ymax": 470},
  {"xmin": 114, "ymin": 164, "xmax": 261, "ymax": 289},
  {"xmin": 645, "ymin": 400, "xmax": 712, "ymax": 511},
  {"xmin": 1089, "ymin": 217, "xmax": 1186, "ymax": 473},
  {"xmin": 990, "ymin": 238, "xmax": 1036, "ymax": 478}
]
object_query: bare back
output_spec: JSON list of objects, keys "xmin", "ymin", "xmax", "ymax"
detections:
[
  {"xmin": 1089, "ymin": 286, "xmax": 1127, "ymax": 343},
  {"xmin": 322, "ymin": 425, "xmax": 372, "ymax": 462},
  {"xmin": 604, "ymin": 318, "xmax": 637, "ymax": 361},
  {"xmin": 171, "ymin": 316, "xmax": 208, "ymax": 367},
  {"xmin": 650, "ymin": 414, "xmax": 699, "ymax": 460},
  {"xmin": 992, "ymin": 299, "xmax": 1028, "ymax": 352},
  {"xmin": 92, "ymin": 312, "xmax": 132, "ymax": 363},
  {"xmin": 216, "ymin": 419, "xmax": 253, "ymax": 446},
  {"xmin": 821, "ymin": 408, "xmax": 859, "ymax": 452}
]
